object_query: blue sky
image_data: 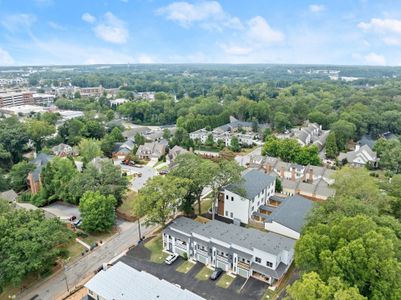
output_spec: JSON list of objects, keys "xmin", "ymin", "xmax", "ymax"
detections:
[{"xmin": 0, "ymin": 0, "xmax": 401, "ymax": 65}]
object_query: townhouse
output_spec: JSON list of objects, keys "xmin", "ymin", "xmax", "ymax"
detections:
[
  {"xmin": 163, "ymin": 217, "xmax": 295, "ymax": 285},
  {"xmin": 217, "ymin": 169, "xmax": 276, "ymax": 224},
  {"xmin": 338, "ymin": 144, "xmax": 378, "ymax": 168}
]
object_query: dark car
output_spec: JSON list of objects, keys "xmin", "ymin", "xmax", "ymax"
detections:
[
  {"xmin": 159, "ymin": 170, "xmax": 169, "ymax": 175},
  {"xmin": 210, "ymin": 268, "xmax": 223, "ymax": 280}
]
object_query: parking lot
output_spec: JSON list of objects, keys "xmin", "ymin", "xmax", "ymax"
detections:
[{"xmin": 120, "ymin": 243, "xmax": 267, "ymax": 300}]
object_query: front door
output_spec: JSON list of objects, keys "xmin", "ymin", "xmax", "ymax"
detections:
[{"xmin": 217, "ymin": 192, "xmax": 225, "ymax": 216}]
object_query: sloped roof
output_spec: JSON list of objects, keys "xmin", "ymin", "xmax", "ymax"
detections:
[
  {"xmin": 0, "ymin": 190, "xmax": 18, "ymax": 202},
  {"xmin": 225, "ymin": 169, "xmax": 275, "ymax": 200}
]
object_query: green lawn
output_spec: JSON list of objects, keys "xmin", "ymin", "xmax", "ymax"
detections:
[
  {"xmin": 117, "ymin": 190, "xmax": 138, "ymax": 219},
  {"xmin": 81, "ymin": 229, "xmax": 117, "ymax": 246},
  {"xmin": 63, "ymin": 239, "xmax": 85, "ymax": 261},
  {"xmin": 216, "ymin": 273, "xmax": 235, "ymax": 288},
  {"xmin": 195, "ymin": 266, "xmax": 214, "ymax": 281},
  {"xmin": 176, "ymin": 260, "xmax": 195, "ymax": 273},
  {"xmin": 144, "ymin": 236, "xmax": 169, "ymax": 264},
  {"xmin": 200, "ymin": 198, "xmax": 212, "ymax": 215}
]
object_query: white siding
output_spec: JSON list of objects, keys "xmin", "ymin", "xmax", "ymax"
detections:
[
  {"xmin": 223, "ymin": 190, "xmax": 250, "ymax": 224},
  {"xmin": 264, "ymin": 221, "xmax": 300, "ymax": 240}
]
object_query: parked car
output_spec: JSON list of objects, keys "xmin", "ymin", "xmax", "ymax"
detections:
[
  {"xmin": 68, "ymin": 215, "xmax": 77, "ymax": 221},
  {"xmin": 159, "ymin": 170, "xmax": 169, "ymax": 175},
  {"xmin": 210, "ymin": 268, "xmax": 223, "ymax": 280},
  {"xmin": 73, "ymin": 219, "xmax": 82, "ymax": 227},
  {"xmin": 164, "ymin": 253, "xmax": 179, "ymax": 265}
]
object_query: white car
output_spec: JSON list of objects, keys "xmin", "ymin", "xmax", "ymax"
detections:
[{"xmin": 164, "ymin": 254, "xmax": 179, "ymax": 265}]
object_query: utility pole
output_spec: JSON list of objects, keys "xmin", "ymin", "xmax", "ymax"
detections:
[{"xmin": 137, "ymin": 218, "xmax": 142, "ymax": 241}]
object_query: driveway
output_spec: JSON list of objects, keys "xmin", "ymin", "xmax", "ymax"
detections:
[
  {"xmin": 235, "ymin": 147, "xmax": 262, "ymax": 167},
  {"xmin": 120, "ymin": 245, "xmax": 267, "ymax": 300},
  {"xmin": 120, "ymin": 164, "xmax": 158, "ymax": 191},
  {"xmin": 42, "ymin": 201, "xmax": 80, "ymax": 220}
]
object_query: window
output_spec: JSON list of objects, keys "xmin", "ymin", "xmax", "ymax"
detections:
[
  {"xmin": 225, "ymin": 211, "xmax": 228, "ymax": 216},
  {"xmin": 226, "ymin": 195, "xmax": 228, "ymax": 200},
  {"xmin": 251, "ymin": 206, "xmax": 254, "ymax": 211},
  {"xmin": 231, "ymin": 196, "xmax": 234, "ymax": 201},
  {"xmin": 255, "ymin": 257, "xmax": 261, "ymax": 263},
  {"xmin": 266, "ymin": 261, "xmax": 273, "ymax": 268},
  {"xmin": 230, "ymin": 212, "xmax": 233, "ymax": 218}
]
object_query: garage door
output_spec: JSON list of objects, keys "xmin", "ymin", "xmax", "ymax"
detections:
[
  {"xmin": 237, "ymin": 267, "xmax": 249, "ymax": 278},
  {"xmin": 197, "ymin": 254, "xmax": 208, "ymax": 265},
  {"xmin": 216, "ymin": 260, "xmax": 228, "ymax": 270}
]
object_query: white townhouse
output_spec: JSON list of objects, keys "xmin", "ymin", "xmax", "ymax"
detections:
[
  {"xmin": 163, "ymin": 217, "xmax": 295, "ymax": 285},
  {"xmin": 217, "ymin": 169, "xmax": 276, "ymax": 224}
]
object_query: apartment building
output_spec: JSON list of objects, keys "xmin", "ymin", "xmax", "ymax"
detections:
[
  {"xmin": 79, "ymin": 86, "xmax": 104, "ymax": 97},
  {"xmin": 250, "ymin": 155, "xmax": 335, "ymax": 201},
  {"xmin": 32, "ymin": 93, "xmax": 55, "ymax": 106},
  {"xmin": 217, "ymin": 169, "xmax": 276, "ymax": 224},
  {"xmin": 0, "ymin": 91, "xmax": 33, "ymax": 107},
  {"xmin": 163, "ymin": 217, "xmax": 295, "ymax": 285}
]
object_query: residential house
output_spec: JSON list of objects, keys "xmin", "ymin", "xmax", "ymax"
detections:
[
  {"xmin": 217, "ymin": 169, "xmax": 276, "ymax": 224},
  {"xmin": 27, "ymin": 153, "xmax": 53, "ymax": 194},
  {"xmin": 112, "ymin": 139, "xmax": 135, "ymax": 159},
  {"xmin": 123, "ymin": 127, "xmax": 151, "ymax": 140},
  {"xmin": 167, "ymin": 145, "xmax": 188, "ymax": 162},
  {"xmin": 136, "ymin": 141, "xmax": 167, "ymax": 160},
  {"xmin": 253, "ymin": 195, "xmax": 314, "ymax": 240},
  {"xmin": 338, "ymin": 144, "xmax": 378, "ymax": 168},
  {"xmin": 85, "ymin": 261, "xmax": 204, "ymax": 300},
  {"xmin": 51, "ymin": 143, "xmax": 74, "ymax": 157},
  {"xmin": 256, "ymin": 156, "xmax": 335, "ymax": 201},
  {"xmin": 163, "ymin": 217, "xmax": 295, "ymax": 285},
  {"xmin": 283, "ymin": 122, "xmax": 330, "ymax": 151},
  {"xmin": 0, "ymin": 189, "xmax": 18, "ymax": 202},
  {"xmin": 109, "ymin": 98, "xmax": 128, "ymax": 108}
]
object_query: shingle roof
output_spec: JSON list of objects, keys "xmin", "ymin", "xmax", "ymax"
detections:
[
  {"xmin": 0, "ymin": 190, "xmax": 17, "ymax": 202},
  {"xmin": 168, "ymin": 217, "xmax": 295, "ymax": 256},
  {"xmin": 225, "ymin": 169, "xmax": 275, "ymax": 200},
  {"xmin": 266, "ymin": 195, "xmax": 314, "ymax": 233},
  {"xmin": 31, "ymin": 153, "xmax": 53, "ymax": 181}
]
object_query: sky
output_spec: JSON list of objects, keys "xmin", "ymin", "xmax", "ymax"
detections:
[{"xmin": 1, "ymin": 0, "xmax": 401, "ymax": 66}]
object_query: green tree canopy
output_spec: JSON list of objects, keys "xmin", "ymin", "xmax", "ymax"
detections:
[
  {"xmin": 78, "ymin": 138, "xmax": 103, "ymax": 164},
  {"xmin": 9, "ymin": 161, "xmax": 35, "ymax": 192},
  {"xmin": 24, "ymin": 119, "xmax": 56, "ymax": 151}
]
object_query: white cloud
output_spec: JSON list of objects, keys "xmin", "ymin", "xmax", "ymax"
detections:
[
  {"xmin": 358, "ymin": 18, "xmax": 401, "ymax": 34},
  {"xmin": 48, "ymin": 21, "xmax": 65, "ymax": 30},
  {"xmin": 93, "ymin": 12, "xmax": 128, "ymax": 44},
  {"xmin": 137, "ymin": 54, "xmax": 155, "ymax": 64},
  {"xmin": 220, "ymin": 44, "xmax": 253, "ymax": 55},
  {"xmin": 309, "ymin": 4, "xmax": 326, "ymax": 13},
  {"xmin": 82, "ymin": 13, "xmax": 96, "ymax": 24},
  {"xmin": 0, "ymin": 48, "xmax": 14, "ymax": 65},
  {"xmin": 383, "ymin": 37, "xmax": 401, "ymax": 45},
  {"xmin": 157, "ymin": 1, "xmax": 242, "ymax": 30},
  {"xmin": 1, "ymin": 14, "xmax": 36, "ymax": 32},
  {"xmin": 364, "ymin": 52, "xmax": 386, "ymax": 65},
  {"xmin": 247, "ymin": 16, "xmax": 284, "ymax": 45}
]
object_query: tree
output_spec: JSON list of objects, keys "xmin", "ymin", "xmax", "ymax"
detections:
[
  {"xmin": 325, "ymin": 131, "xmax": 338, "ymax": 159},
  {"xmin": 79, "ymin": 191, "xmax": 117, "ymax": 232},
  {"xmin": 0, "ymin": 208, "xmax": 69, "ymax": 289},
  {"xmin": 78, "ymin": 139, "xmax": 103, "ymax": 164},
  {"xmin": 295, "ymin": 215, "xmax": 401, "ymax": 299},
  {"xmin": 170, "ymin": 153, "xmax": 218, "ymax": 215},
  {"xmin": 286, "ymin": 272, "xmax": 365, "ymax": 300},
  {"xmin": 82, "ymin": 120, "xmax": 105, "ymax": 139},
  {"xmin": 205, "ymin": 133, "xmax": 214, "ymax": 147},
  {"xmin": 230, "ymin": 136, "xmax": 241, "ymax": 152},
  {"xmin": 74, "ymin": 91, "xmax": 81, "ymax": 98},
  {"xmin": 133, "ymin": 176, "xmax": 190, "ymax": 226},
  {"xmin": 275, "ymin": 177, "xmax": 282, "ymax": 193},
  {"xmin": 9, "ymin": 161, "xmax": 35, "ymax": 192},
  {"xmin": 24, "ymin": 120, "xmax": 56, "ymax": 151},
  {"xmin": 163, "ymin": 128, "xmax": 171, "ymax": 140},
  {"xmin": 101, "ymin": 127, "xmax": 125, "ymax": 156},
  {"xmin": 0, "ymin": 168, "xmax": 9, "ymax": 192},
  {"xmin": 210, "ymin": 160, "xmax": 243, "ymax": 219},
  {"xmin": 40, "ymin": 112, "xmax": 60, "ymax": 125},
  {"xmin": 134, "ymin": 133, "xmax": 145, "ymax": 146},
  {"xmin": 0, "ymin": 117, "xmax": 29, "ymax": 164},
  {"xmin": 330, "ymin": 120, "xmax": 356, "ymax": 150}
]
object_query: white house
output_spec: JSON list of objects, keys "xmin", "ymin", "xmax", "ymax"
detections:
[
  {"xmin": 338, "ymin": 144, "xmax": 378, "ymax": 167},
  {"xmin": 217, "ymin": 169, "xmax": 276, "ymax": 224}
]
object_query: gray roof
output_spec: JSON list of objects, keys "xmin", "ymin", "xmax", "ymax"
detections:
[
  {"xmin": 85, "ymin": 261, "xmax": 204, "ymax": 300},
  {"xmin": 251, "ymin": 262, "xmax": 288, "ymax": 279},
  {"xmin": 267, "ymin": 195, "xmax": 314, "ymax": 233},
  {"xmin": 167, "ymin": 217, "xmax": 295, "ymax": 256},
  {"xmin": 0, "ymin": 190, "xmax": 18, "ymax": 202},
  {"xmin": 225, "ymin": 169, "xmax": 275, "ymax": 200},
  {"xmin": 31, "ymin": 153, "xmax": 53, "ymax": 181},
  {"xmin": 123, "ymin": 127, "xmax": 151, "ymax": 138}
]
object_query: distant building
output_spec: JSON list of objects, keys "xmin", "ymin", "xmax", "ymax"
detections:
[
  {"xmin": 112, "ymin": 139, "xmax": 135, "ymax": 159},
  {"xmin": 338, "ymin": 144, "xmax": 378, "ymax": 168},
  {"xmin": 109, "ymin": 98, "xmax": 128, "ymax": 108},
  {"xmin": 218, "ymin": 169, "xmax": 276, "ymax": 224},
  {"xmin": 163, "ymin": 217, "xmax": 295, "ymax": 285},
  {"xmin": 27, "ymin": 153, "xmax": 53, "ymax": 194},
  {"xmin": 79, "ymin": 86, "xmax": 104, "ymax": 97},
  {"xmin": 167, "ymin": 145, "xmax": 188, "ymax": 162},
  {"xmin": 32, "ymin": 93, "xmax": 55, "ymax": 106},
  {"xmin": 0, "ymin": 91, "xmax": 33, "ymax": 107},
  {"xmin": 85, "ymin": 261, "xmax": 204, "ymax": 300},
  {"xmin": 51, "ymin": 143, "xmax": 75, "ymax": 157}
]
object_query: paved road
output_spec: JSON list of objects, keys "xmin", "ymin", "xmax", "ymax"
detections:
[{"xmin": 20, "ymin": 220, "xmax": 156, "ymax": 300}]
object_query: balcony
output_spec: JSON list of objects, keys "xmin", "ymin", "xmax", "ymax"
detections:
[
  {"xmin": 216, "ymin": 254, "xmax": 229, "ymax": 263},
  {"xmin": 175, "ymin": 241, "xmax": 187, "ymax": 250},
  {"xmin": 237, "ymin": 261, "xmax": 250, "ymax": 270}
]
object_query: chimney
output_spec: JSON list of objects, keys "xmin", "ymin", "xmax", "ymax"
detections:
[
  {"xmin": 309, "ymin": 168, "xmax": 313, "ymax": 182},
  {"xmin": 355, "ymin": 144, "xmax": 360, "ymax": 151},
  {"xmin": 291, "ymin": 167, "xmax": 296, "ymax": 182},
  {"xmin": 280, "ymin": 167, "xmax": 285, "ymax": 178}
]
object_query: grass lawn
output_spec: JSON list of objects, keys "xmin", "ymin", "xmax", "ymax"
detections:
[
  {"xmin": 195, "ymin": 266, "xmax": 214, "ymax": 281},
  {"xmin": 176, "ymin": 260, "xmax": 195, "ymax": 273},
  {"xmin": 63, "ymin": 239, "xmax": 85, "ymax": 261},
  {"xmin": 81, "ymin": 229, "xmax": 117, "ymax": 246},
  {"xmin": 144, "ymin": 235, "xmax": 169, "ymax": 264},
  {"xmin": 199, "ymin": 198, "xmax": 212, "ymax": 215},
  {"xmin": 117, "ymin": 191, "xmax": 138, "ymax": 219},
  {"xmin": 216, "ymin": 273, "xmax": 235, "ymax": 289}
]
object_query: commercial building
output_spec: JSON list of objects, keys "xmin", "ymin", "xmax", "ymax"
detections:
[
  {"xmin": 85, "ymin": 261, "xmax": 204, "ymax": 300},
  {"xmin": 32, "ymin": 93, "xmax": 55, "ymax": 106},
  {"xmin": 0, "ymin": 91, "xmax": 33, "ymax": 107},
  {"xmin": 163, "ymin": 217, "xmax": 295, "ymax": 285}
]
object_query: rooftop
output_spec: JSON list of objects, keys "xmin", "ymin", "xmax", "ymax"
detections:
[{"xmin": 85, "ymin": 261, "xmax": 204, "ymax": 300}]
